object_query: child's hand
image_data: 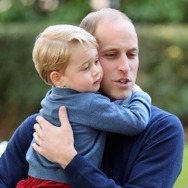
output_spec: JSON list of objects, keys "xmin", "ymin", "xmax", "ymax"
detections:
[{"xmin": 132, "ymin": 84, "xmax": 142, "ymax": 92}]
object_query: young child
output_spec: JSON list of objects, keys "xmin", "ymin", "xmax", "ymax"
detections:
[{"xmin": 16, "ymin": 24, "xmax": 151, "ymax": 187}]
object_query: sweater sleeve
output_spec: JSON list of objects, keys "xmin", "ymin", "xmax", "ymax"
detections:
[
  {"xmin": 0, "ymin": 114, "xmax": 37, "ymax": 188},
  {"xmin": 81, "ymin": 91, "xmax": 151, "ymax": 135},
  {"xmin": 64, "ymin": 154, "xmax": 122, "ymax": 188}
]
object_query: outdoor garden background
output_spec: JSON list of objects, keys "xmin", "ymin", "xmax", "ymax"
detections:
[{"xmin": 0, "ymin": 0, "xmax": 187, "ymax": 187}]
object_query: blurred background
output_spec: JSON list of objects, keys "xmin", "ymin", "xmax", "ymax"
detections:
[{"xmin": 0, "ymin": 0, "xmax": 187, "ymax": 186}]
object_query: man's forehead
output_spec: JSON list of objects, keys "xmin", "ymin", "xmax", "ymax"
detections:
[{"xmin": 96, "ymin": 19, "xmax": 136, "ymax": 38}]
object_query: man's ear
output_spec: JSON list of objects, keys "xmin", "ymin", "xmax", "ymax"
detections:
[{"xmin": 50, "ymin": 71, "xmax": 64, "ymax": 87}]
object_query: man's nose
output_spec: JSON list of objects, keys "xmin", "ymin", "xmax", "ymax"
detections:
[{"xmin": 118, "ymin": 55, "xmax": 130, "ymax": 73}]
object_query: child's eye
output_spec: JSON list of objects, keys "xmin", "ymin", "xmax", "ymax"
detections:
[
  {"xmin": 83, "ymin": 66, "xmax": 89, "ymax": 71},
  {"xmin": 95, "ymin": 59, "xmax": 99, "ymax": 64}
]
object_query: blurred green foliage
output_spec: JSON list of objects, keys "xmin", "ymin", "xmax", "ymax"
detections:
[
  {"xmin": 0, "ymin": 0, "xmax": 188, "ymax": 139},
  {"xmin": 136, "ymin": 24, "xmax": 188, "ymax": 125},
  {"xmin": 0, "ymin": 23, "xmax": 187, "ymax": 140},
  {"xmin": 0, "ymin": 0, "xmax": 187, "ymax": 23},
  {"xmin": 0, "ymin": 0, "xmax": 92, "ymax": 23},
  {"xmin": 121, "ymin": 0, "xmax": 188, "ymax": 23},
  {"xmin": 0, "ymin": 23, "xmax": 49, "ymax": 139}
]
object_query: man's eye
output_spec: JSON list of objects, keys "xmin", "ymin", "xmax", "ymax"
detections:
[
  {"xmin": 105, "ymin": 53, "xmax": 117, "ymax": 58},
  {"xmin": 106, "ymin": 53, "xmax": 115, "ymax": 56},
  {"xmin": 128, "ymin": 53, "xmax": 137, "ymax": 58}
]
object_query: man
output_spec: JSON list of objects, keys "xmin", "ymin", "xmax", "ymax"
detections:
[
  {"xmin": 33, "ymin": 8, "xmax": 184, "ymax": 187},
  {"xmin": 0, "ymin": 8, "xmax": 184, "ymax": 188}
]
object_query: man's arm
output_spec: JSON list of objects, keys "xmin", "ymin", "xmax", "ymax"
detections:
[
  {"xmin": 34, "ymin": 106, "xmax": 184, "ymax": 188},
  {"xmin": 0, "ymin": 114, "xmax": 37, "ymax": 188},
  {"xmin": 34, "ymin": 106, "xmax": 122, "ymax": 187}
]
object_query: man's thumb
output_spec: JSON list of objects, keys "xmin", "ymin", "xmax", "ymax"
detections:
[{"xmin": 58, "ymin": 106, "xmax": 69, "ymax": 126}]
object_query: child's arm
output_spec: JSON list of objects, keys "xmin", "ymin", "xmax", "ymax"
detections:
[
  {"xmin": 77, "ymin": 86, "xmax": 151, "ymax": 135},
  {"xmin": 114, "ymin": 88, "xmax": 151, "ymax": 134}
]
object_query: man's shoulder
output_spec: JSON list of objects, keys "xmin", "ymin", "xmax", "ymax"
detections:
[
  {"xmin": 22, "ymin": 113, "xmax": 39, "ymax": 126},
  {"xmin": 150, "ymin": 105, "xmax": 180, "ymax": 121},
  {"xmin": 17, "ymin": 113, "xmax": 39, "ymax": 135},
  {"xmin": 148, "ymin": 105, "xmax": 183, "ymax": 133}
]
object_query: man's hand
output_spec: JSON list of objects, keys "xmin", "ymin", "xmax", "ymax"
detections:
[{"xmin": 32, "ymin": 106, "xmax": 77, "ymax": 168}]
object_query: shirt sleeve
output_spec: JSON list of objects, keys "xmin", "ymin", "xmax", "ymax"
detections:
[{"xmin": 0, "ymin": 114, "xmax": 37, "ymax": 188}]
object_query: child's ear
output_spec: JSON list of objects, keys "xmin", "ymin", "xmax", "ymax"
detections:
[{"xmin": 50, "ymin": 71, "xmax": 64, "ymax": 87}]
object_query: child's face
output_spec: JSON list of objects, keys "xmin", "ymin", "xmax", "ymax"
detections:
[{"xmin": 62, "ymin": 44, "xmax": 103, "ymax": 92}]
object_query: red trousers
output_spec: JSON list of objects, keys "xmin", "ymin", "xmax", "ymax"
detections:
[{"xmin": 16, "ymin": 176, "xmax": 71, "ymax": 188}]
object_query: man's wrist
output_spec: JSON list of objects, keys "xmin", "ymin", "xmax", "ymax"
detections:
[{"xmin": 59, "ymin": 149, "xmax": 78, "ymax": 168}]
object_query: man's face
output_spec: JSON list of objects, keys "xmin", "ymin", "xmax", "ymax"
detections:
[{"xmin": 95, "ymin": 19, "xmax": 139, "ymax": 100}]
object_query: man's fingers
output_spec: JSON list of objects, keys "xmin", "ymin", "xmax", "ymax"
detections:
[
  {"xmin": 33, "ymin": 123, "xmax": 43, "ymax": 139},
  {"xmin": 36, "ymin": 115, "xmax": 51, "ymax": 129},
  {"xmin": 33, "ymin": 131, "xmax": 42, "ymax": 146},
  {"xmin": 33, "ymin": 123, "xmax": 41, "ymax": 132},
  {"xmin": 32, "ymin": 142, "xmax": 42, "ymax": 155}
]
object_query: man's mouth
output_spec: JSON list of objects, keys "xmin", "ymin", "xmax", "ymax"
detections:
[
  {"xmin": 118, "ymin": 79, "xmax": 130, "ymax": 84},
  {"xmin": 119, "ymin": 80, "xmax": 127, "ymax": 83}
]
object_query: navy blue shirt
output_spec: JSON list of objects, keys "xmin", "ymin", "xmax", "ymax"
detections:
[{"xmin": 0, "ymin": 106, "xmax": 184, "ymax": 188}]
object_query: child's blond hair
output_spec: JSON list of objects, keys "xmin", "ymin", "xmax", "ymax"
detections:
[{"xmin": 32, "ymin": 24, "xmax": 98, "ymax": 85}]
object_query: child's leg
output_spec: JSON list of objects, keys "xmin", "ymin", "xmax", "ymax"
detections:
[{"xmin": 16, "ymin": 176, "xmax": 71, "ymax": 188}]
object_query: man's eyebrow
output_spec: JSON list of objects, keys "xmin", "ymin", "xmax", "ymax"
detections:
[
  {"xmin": 102, "ymin": 46, "xmax": 138, "ymax": 51},
  {"xmin": 131, "ymin": 47, "xmax": 138, "ymax": 50},
  {"xmin": 101, "ymin": 48, "xmax": 117, "ymax": 52}
]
